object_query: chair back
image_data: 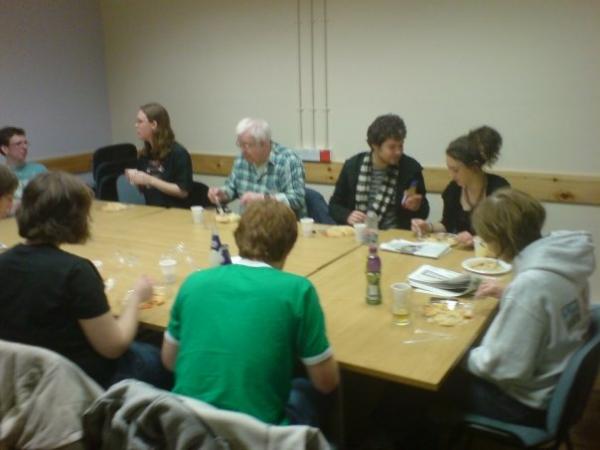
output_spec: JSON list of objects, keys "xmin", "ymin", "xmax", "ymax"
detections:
[
  {"xmin": 305, "ymin": 188, "xmax": 336, "ymax": 224},
  {"xmin": 189, "ymin": 181, "xmax": 211, "ymax": 207},
  {"xmin": 116, "ymin": 174, "xmax": 146, "ymax": 205},
  {"xmin": 92, "ymin": 143, "xmax": 137, "ymax": 185},
  {"xmin": 95, "ymin": 159, "xmax": 137, "ymax": 200},
  {"xmin": 547, "ymin": 306, "xmax": 600, "ymax": 437}
]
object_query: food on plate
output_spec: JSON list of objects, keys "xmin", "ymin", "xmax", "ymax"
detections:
[
  {"xmin": 323, "ymin": 226, "xmax": 354, "ymax": 237},
  {"xmin": 423, "ymin": 232, "xmax": 458, "ymax": 246},
  {"xmin": 469, "ymin": 259, "xmax": 500, "ymax": 271},
  {"xmin": 101, "ymin": 202, "xmax": 128, "ymax": 212},
  {"xmin": 215, "ymin": 212, "xmax": 241, "ymax": 224},
  {"xmin": 139, "ymin": 290, "xmax": 167, "ymax": 310},
  {"xmin": 422, "ymin": 300, "xmax": 473, "ymax": 326}
]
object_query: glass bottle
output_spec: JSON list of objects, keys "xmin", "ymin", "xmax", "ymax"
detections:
[
  {"xmin": 365, "ymin": 211, "xmax": 379, "ymax": 245},
  {"xmin": 366, "ymin": 244, "xmax": 382, "ymax": 305},
  {"xmin": 209, "ymin": 229, "xmax": 223, "ymax": 267},
  {"xmin": 220, "ymin": 244, "xmax": 232, "ymax": 265}
]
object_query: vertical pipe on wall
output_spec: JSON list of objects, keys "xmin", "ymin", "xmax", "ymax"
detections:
[
  {"xmin": 310, "ymin": 0, "xmax": 316, "ymax": 148},
  {"xmin": 323, "ymin": 0, "xmax": 329, "ymax": 149},
  {"xmin": 296, "ymin": 0, "xmax": 304, "ymax": 147}
]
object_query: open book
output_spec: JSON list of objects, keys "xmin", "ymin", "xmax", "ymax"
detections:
[
  {"xmin": 407, "ymin": 265, "xmax": 481, "ymax": 297},
  {"xmin": 379, "ymin": 239, "xmax": 450, "ymax": 259}
]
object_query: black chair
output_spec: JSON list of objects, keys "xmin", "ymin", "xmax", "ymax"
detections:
[
  {"xmin": 95, "ymin": 159, "xmax": 137, "ymax": 201},
  {"xmin": 92, "ymin": 143, "xmax": 137, "ymax": 189},
  {"xmin": 188, "ymin": 181, "xmax": 211, "ymax": 207},
  {"xmin": 305, "ymin": 188, "xmax": 336, "ymax": 224},
  {"xmin": 457, "ymin": 305, "xmax": 600, "ymax": 450}
]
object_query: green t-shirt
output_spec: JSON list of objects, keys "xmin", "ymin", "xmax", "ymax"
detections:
[{"xmin": 166, "ymin": 261, "xmax": 331, "ymax": 424}]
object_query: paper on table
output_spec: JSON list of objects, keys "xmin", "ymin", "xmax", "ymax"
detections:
[{"xmin": 380, "ymin": 239, "xmax": 451, "ymax": 259}]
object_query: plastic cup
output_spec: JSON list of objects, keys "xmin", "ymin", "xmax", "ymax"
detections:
[
  {"xmin": 190, "ymin": 206, "xmax": 204, "ymax": 224},
  {"xmin": 474, "ymin": 236, "xmax": 489, "ymax": 258},
  {"xmin": 301, "ymin": 218, "xmax": 315, "ymax": 237},
  {"xmin": 390, "ymin": 282, "xmax": 412, "ymax": 326},
  {"xmin": 354, "ymin": 223, "xmax": 367, "ymax": 244},
  {"xmin": 159, "ymin": 258, "xmax": 177, "ymax": 284}
]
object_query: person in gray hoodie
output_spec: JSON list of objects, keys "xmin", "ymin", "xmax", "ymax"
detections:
[{"xmin": 443, "ymin": 188, "xmax": 595, "ymax": 427}]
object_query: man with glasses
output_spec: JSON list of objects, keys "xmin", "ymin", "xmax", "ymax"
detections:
[
  {"xmin": 207, "ymin": 118, "xmax": 307, "ymax": 217},
  {"xmin": 0, "ymin": 126, "xmax": 47, "ymax": 211}
]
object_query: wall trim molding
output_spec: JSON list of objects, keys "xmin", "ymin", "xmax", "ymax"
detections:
[{"xmin": 37, "ymin": 152, "xmax": 600, "ymax": 206}]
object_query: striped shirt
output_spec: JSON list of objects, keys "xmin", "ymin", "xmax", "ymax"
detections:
[{"xmin": 222, "ymin": 142, "xmax": 307, "ymax": 217}]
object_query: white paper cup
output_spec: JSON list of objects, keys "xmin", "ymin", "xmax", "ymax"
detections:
[
  {"xmin": 159, "ymin": 258, "xmax": 177, "ymax": 284},
  {"xmin": 353, "ymin": 223, "xmax": 367, "ymax": 243},
  {"xmin": 390, "ymin": 282, "xmax": 412, "ymax": 326},
  {"xmin": 190, "ymin": 206, "xmax": 204, "ymax": 224},
  {"xmin": 300, "ymin": 218, "xmax": 315, "ymax": 237},
  {"xmin": 474, "ymin": 236, "xmax": 489, "ymax": 258}
]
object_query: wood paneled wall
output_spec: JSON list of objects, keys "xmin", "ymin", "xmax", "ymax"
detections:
[{"xmin": 37, "ymin": 152, "xmax": 600, "ymax": 206}]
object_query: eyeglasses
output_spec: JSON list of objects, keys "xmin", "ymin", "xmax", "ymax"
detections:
[
  {"xmin": 236, "ymin": 139, "xmax": 258, "ymax": 150},
  {"xmin": 9, "ymin": 139, "xmax": 28, "ymax": 147}
]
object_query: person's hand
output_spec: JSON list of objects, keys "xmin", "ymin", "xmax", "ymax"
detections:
[
  {"xmin": 456, "ymin": 231, "xmax": 474, "ymax": 247},
  {"xmin": 346, "ymin": 210, "xmax": 367, "ymax": 225},
  {"xmin": 132, "ymin": 275, "xmax": 153, "ymax": 304},
  {"xmin": 240, "ymin": 192, "xmax": 266, "ymax": 205},
  {"xmin": 127, "ymin": 169, "xmax": 153, "ymax": 187},
  {"xmin": 411, "ymin": 219, "xmax": 429, "ymax": 236},
  {"xmin": 402, "ymin": 193, "xmax": 423, "ymax": 211},
  {"xmin": 475, "ymin": 279, "xmax": 505, "ymax": 299},
  {"xmin": 208, "ymin": 187, "xmax": 230, "ymax": 205}
]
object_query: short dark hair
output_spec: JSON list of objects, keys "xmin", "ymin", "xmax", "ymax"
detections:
[
  {"xmin": 17, "ymin": 172, "xmax": 92, "ymax": 245},
  {"xmin": 234, "ymin": 199, "xmax": 298, "ymax": 264},
  {"xmin": 472, "ymin": 188, "xmax": 545, "ymax": 261},
  {"xmin": 0, "ymin": 165, "xmax": 18, "ymax": 196},
  {"xmin": 0, "ymin": 126, "xmax": 26, "ymax": 148},
  {"xmin": 446, "ymin": 126, "xmax": 502, "ymax": 168},
  {"xmin": 366, "ymin": 114, "xmax": 407, "ymax": 150}
]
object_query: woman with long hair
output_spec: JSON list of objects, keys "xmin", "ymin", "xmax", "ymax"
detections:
[{"xmin": 126, "ymin": 102, "xmax": 193, "ymax": 208}]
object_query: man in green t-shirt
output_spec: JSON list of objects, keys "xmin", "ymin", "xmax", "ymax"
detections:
[{"xmin": 161, "ymin": 199, "xmax": 339, "ymax": 425}]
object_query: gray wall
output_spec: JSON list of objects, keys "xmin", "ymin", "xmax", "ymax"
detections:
[{"xmin": 0, "ymin": 0, "xmax": 111, "ymax": 158}]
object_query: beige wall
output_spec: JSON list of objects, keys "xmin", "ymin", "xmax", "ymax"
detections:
[
  {"xmin": 101, "ymin": 0, "xmax": 599, "ymax": 296},
  {"xmin": 0, "ymin": 0, "xmax": 110, "ymax": 157}
]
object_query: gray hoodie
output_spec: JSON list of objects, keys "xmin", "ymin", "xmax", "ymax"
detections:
[{"xmin": 468, "ymin": 230, "xmax": 595, "ymax": 409}]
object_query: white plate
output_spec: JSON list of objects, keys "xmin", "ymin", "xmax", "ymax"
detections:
[{"xmin": 462, "ymin": 257, "xmax": 512, "ymax": 275}]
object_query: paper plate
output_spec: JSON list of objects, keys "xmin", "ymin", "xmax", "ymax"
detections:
[{"xmin": 462, "ymin": 257, "xmax": 512, "ymax": 275}]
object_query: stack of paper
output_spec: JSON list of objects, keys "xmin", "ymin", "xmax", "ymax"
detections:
[
  {"xmin": 407, "ymin": 265, "xmax": 480, "ymax": 297},
  {"xmin": 379, "ymin": 239, "xmax": 450, "ymax": 259}
]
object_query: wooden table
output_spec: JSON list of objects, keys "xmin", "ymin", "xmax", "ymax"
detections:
[
  {"xmin": 0, "ymin": 203, "xmax": 501, "ymax": 390},
  {"xmin": 309, "ymin": 229, "xmax": 502, "ymax": 391},
  {"xmin": 1, "ymin": 202, "xmax": 361, "ymax": 330}
]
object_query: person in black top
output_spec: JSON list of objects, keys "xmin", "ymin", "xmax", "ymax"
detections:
[
  {"xmin": 126, "ymin": 102, "xmax": 193, "ymax": 208},
  {"xmin": 329, "ymin": 114, "xmax": 429, "ymax": 230},
  {"xmin": 412, "ymin": 126, "xmax": 510, "ymax": 246},
  {"xmin": 0, "ymin": 172, "xmax": 171, "ymax": 388}
]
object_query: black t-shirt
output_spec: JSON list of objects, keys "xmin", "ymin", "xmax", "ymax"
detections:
[
  {"xmin": 441, "ymin": 173, "xmax": 510, "ymax": 233},
  {"xmin": 0, "ymin": 244, "xmax": 115, "ymax": 386},
  {"xmin": 137, "ymin": 142, "xmax": 194, "ymax": 208}
]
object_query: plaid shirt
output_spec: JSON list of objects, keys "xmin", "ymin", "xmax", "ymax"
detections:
[{"xmin": 223, "ymin": 142, "xmax": 307, "ymax": 216}]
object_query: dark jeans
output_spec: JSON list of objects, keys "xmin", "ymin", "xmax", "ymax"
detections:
[
  {"xmin": 286, "ymin": 378, "xmax": 333, "ymax": 428},
  {"xmin": 109, "ymin": 341, "xmax": 173, "ymax": 390},
  {"xmin": 442, "ymin": 367, "xmax": 546, "ymax": 427}
]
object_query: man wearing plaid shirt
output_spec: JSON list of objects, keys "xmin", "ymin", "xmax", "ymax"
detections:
[{"xmin": 208, "ymin": 118, "xmax": 307, "ymax": 217}]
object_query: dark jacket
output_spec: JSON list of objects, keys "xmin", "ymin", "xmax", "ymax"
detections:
[{"xmin": 329, "ymin": 152, "xmax": 429, "ymax": 230}]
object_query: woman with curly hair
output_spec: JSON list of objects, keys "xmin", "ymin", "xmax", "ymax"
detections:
[
  {"xmin": 412, "ymin": 125, "xmax": 509, "ymax": 246},
  {"xmin": 126, "ymin": 102, "xmax": 193, "ymax": 208}
]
